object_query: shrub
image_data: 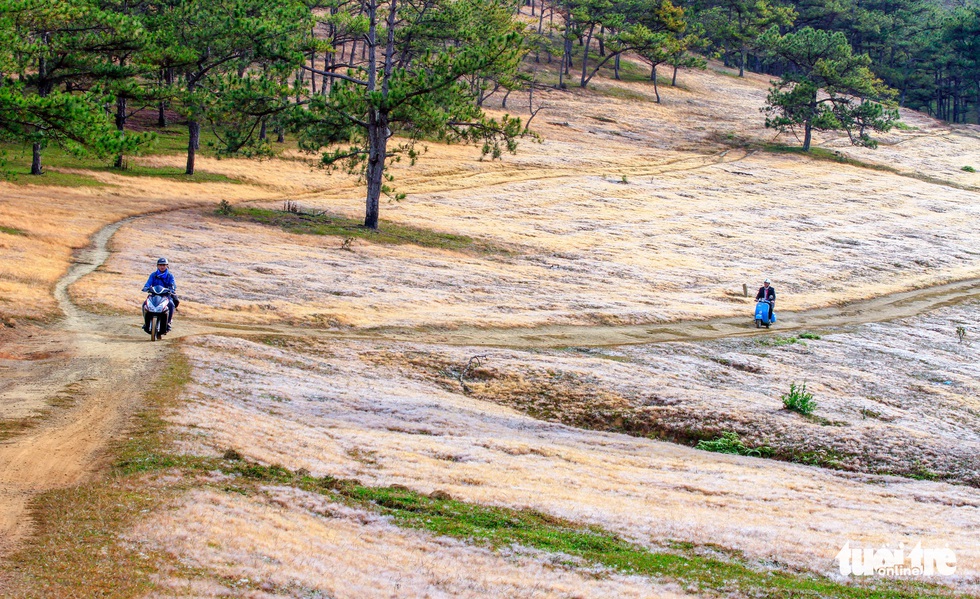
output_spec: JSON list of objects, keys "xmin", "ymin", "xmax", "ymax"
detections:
[
  {"xmin": 782, "ymin": 381, "xmax": 816, "ymax": 415},
  {"xmin": 798, "ymin": 332, "xmax": 821, "ymax": 340},
  {"xmin": 216, "ymin": 199, "xmax": 233, "ymax": 215},
  {"xmin": 696, "ymin": 431, "xmax": 773, "ymax": 457},
  {"xmin": 962, "ymin": 166, "xmax": 976, "ymax": 173}
]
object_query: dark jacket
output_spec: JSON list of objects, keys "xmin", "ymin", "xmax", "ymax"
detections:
[{"xmin": 756, "ymin": 285, "xmax": 775, "ymax": 302}]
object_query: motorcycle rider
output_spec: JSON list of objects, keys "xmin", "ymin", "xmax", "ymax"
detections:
[
  {"xmin": 755, "ymin": 278, "xmax": 775, "ymax": 323},
  {"xmin": 142, "ymin": 257, "xmax": 179, "ymax": 333}
]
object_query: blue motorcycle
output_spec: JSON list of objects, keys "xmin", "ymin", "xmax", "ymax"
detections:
[{"xmin": 754, "ymin": 299, "xmax": 776, "ymax": 328}]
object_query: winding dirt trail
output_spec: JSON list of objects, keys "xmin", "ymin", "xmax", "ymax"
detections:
[{"xmin": 0, "ymin": 220, "xmax": 166, "ymax": 557}]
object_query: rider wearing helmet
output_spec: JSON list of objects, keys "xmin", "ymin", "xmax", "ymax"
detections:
[
  {"xmin": 142, "ymin": 257, "xmax": 179, "ymax": 332},
  {"xmin": 755, "ymin": 278, "xmax": 775, "ymax": 323}
]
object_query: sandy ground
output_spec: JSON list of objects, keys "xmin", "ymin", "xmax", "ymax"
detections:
[{"xmin": 2, "ymin": 52, "xmax": 980, "ymax": 597}]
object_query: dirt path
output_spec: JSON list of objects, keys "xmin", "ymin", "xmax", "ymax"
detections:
[
  {"xmin": 364, "ymin": 277, "xmax": 980, "ymax": 347},
  {"xmin": 0, "ymin": 220, "xmax": 166, "ymax": 558}
]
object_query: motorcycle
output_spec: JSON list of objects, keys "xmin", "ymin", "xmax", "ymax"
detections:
[
  {"xmin": 142, "ymin": 285, "xmax": 173, "ymax": 341},
  {"xmin": 754, "ymin": 299, "xmax": 776, "ymax": 328}
]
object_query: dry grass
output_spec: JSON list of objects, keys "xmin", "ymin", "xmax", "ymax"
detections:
[
  {"xmin": 74, "ymin": 146, "xmax": 980, "ymax": 329},
  {"xmin": 137, "ymin": 485, "xmax": 691, "ymax": 598},
  {"xmin": 156, "ymin": 333, "xmax": 980, "ymax": 591},
  {"xmin": 368, "ymin": 300, "xmax": 980, "ymax": 485},
  {"xmin": 4, "ymin": 50, "xmax": 980, "ymax": 598},
  {"xmin": 0, "ymin": 172, "xmax": 275, "ymax": 321}
]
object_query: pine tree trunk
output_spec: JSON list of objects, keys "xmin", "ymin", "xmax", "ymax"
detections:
[
  {"xmin": 739, "ymin": 47, "xmax": 746, "ymax": 77},
  {"xmin": 365, "ymin": 115, "xmax": 387, "ymax": 229},
  {"xmin": 362, "ymin": 0, "xmax": 396, "ymax": 230},
  {"xmin": 614, "ymin": 54, "xmax": 620, "ymax": 80},
  {"xmin": 158, "ymin": 102, "xmax": 167, "ymax": 127},
  {"xmin": 186, "ymin": 120, "xmax": 200, "ymax": 175},
  {"xmin": 672, "ymin": 64, "xmax": 678, "ymax": 86},
  {"xmin": 32, "ymin": 51, "xmax": 49, "ymax": 175},
  {"xmin": 31, "ymin": 142, "xmax": 42, "ymax": 175},
  {"xmin": 114, "ymin": 94, "xmax": 127, "ymax": 169},
  {"xmin": 259, "ymin": 118, "xmax": 267, "ymax": 141},
  {"xmin": 580, "ymin": 24, "xmax": 594, "ymax": 87},
  {"xmin": 310, "ymin": 52, "xmax": 318, "ymax": 94},
  {"xmin": 803, "ymin": 121, "xmax": 813, "ymax": 151}
]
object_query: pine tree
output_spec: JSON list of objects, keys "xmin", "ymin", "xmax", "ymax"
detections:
[
  {"xmin": 0, "ymin": 0, "xmax": 146, "ymax": 175},
  {"xmin": 760, "ymin": 26, "xmax": 898, "ymax": 151},
  {"xmin": 294, "ymin": 0, "xmax": 528, "ymax": 229},
  {"xmin": 152, "ymin": 0, "xmax": 311, "ymax": 174}
]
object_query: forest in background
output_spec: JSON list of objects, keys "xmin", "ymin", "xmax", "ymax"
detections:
[{"xmin": 1, "ymin": 0, "xmax": 978, "ymax": 224}]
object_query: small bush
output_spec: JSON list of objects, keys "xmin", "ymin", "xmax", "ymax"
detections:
[
  {"xmin": 782, "ymin": 381, "xmax": 816, "ymax": 415},
  {"xmin": 962, "ymin": 165, "xmax": 976, "ymax": 173},
  {"xmin": 798, "ymin": 332, "xmax": 821, "ymax": 340},
  {"xmin": 216, "ymin": 199, "xmax": 233, "ymax": 215},
  {"xmin": 696, "ymin": 431, "xmax": 773, "ymax": 457}
]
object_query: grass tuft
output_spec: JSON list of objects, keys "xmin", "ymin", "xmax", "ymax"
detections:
[
  {"xmin": 696, "ymin": 431, "xmax": 773, "ymax": 457},
  {"xmin": 782, "ymin": 381, "xmax": 816, "ymax": 415}
]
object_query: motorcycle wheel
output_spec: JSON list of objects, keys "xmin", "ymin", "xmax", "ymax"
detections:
[
  {"xmin": 755, "ymin": 319, "xmax": 761, "ymax": 328},
  {"xmin": 765, "ymin": 322, "xmax": 771, "ymax": 329},
  {"xmin": 150, "ymin": 315, "xmax": 159, "ymax": 341}
]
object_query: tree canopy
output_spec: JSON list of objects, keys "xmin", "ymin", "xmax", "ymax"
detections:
[{"xmin": 759, "ymin": 26, "xmax": 898, "ymax": 150}]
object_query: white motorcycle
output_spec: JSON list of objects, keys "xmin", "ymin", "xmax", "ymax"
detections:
[{"xmin": 142, "ymin": 285, "xmax": 173, "ymax": 341}]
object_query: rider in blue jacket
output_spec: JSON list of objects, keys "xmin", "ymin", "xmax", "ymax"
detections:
[{"xmin": 142, "ymin": 257, "xmax": 179, "ymax": 332}]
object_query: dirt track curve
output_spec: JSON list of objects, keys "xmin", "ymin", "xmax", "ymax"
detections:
[
  {"xmin": 0, "ymin": 220, "xmax": 165, "ymax": 558},
  {"xmin": 2, "ymin": 208, "xmax": 980, "ymax": 564}
]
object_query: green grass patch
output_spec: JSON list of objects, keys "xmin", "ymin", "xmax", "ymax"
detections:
[
  {"xmin": 205, "ymin": 464, "xmax": 962, "ymax": 599},
  {"xmin": 0, "ymin": 225, "xmax": 28, "ymax": 236},
  {"xmin": 93, "ymin": 164, "xmax": 238, "ymax": 183},
  {"xmin": 757, "ymin": 335, "xmax": 800, "ymax": 347},
  {"xmin": 592, "ymin": 84, "xmax": 652, "ymax": 102},
  {"xmin": 760, "ymin": 143, "xmax": 980, "ymax": 192},
  {"xmin": 696, "ymin": 431, "xmax": 774, "ymax": 458},
  {"xmin": 962, "ymin": 165, "xmax": 976, "ymax": 173},
  {"xmin": 2, "ymin": 167, "xmax": 107, "ymax": 187},
  {"xmin": 0, "ymin": 416, "xmax": 39, "ymax": 441},
  {"xmin": 798, "ymin": 331, "xmax": 821, "ymax": 340},
  {"xmin": 220, "ymin": 206, "xmax": 511, "ymax": 255},
  {"xmin": 788, "ymin": 447, "xmax": 849, "ymax": 469},
  {"xmin": 0, "ymin": 126, "xmax": 250, "ymax": 185},
  {"xmin": 114, "ymin": 349, "xmax": 196, "ymax": 477},
  {"xmin": 761, "ymin": 144, "xmax": 894, "ymax": 172},
  {"xmin": 782, "ymin": 381, "xmax": 816, "ymax": 415}
]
